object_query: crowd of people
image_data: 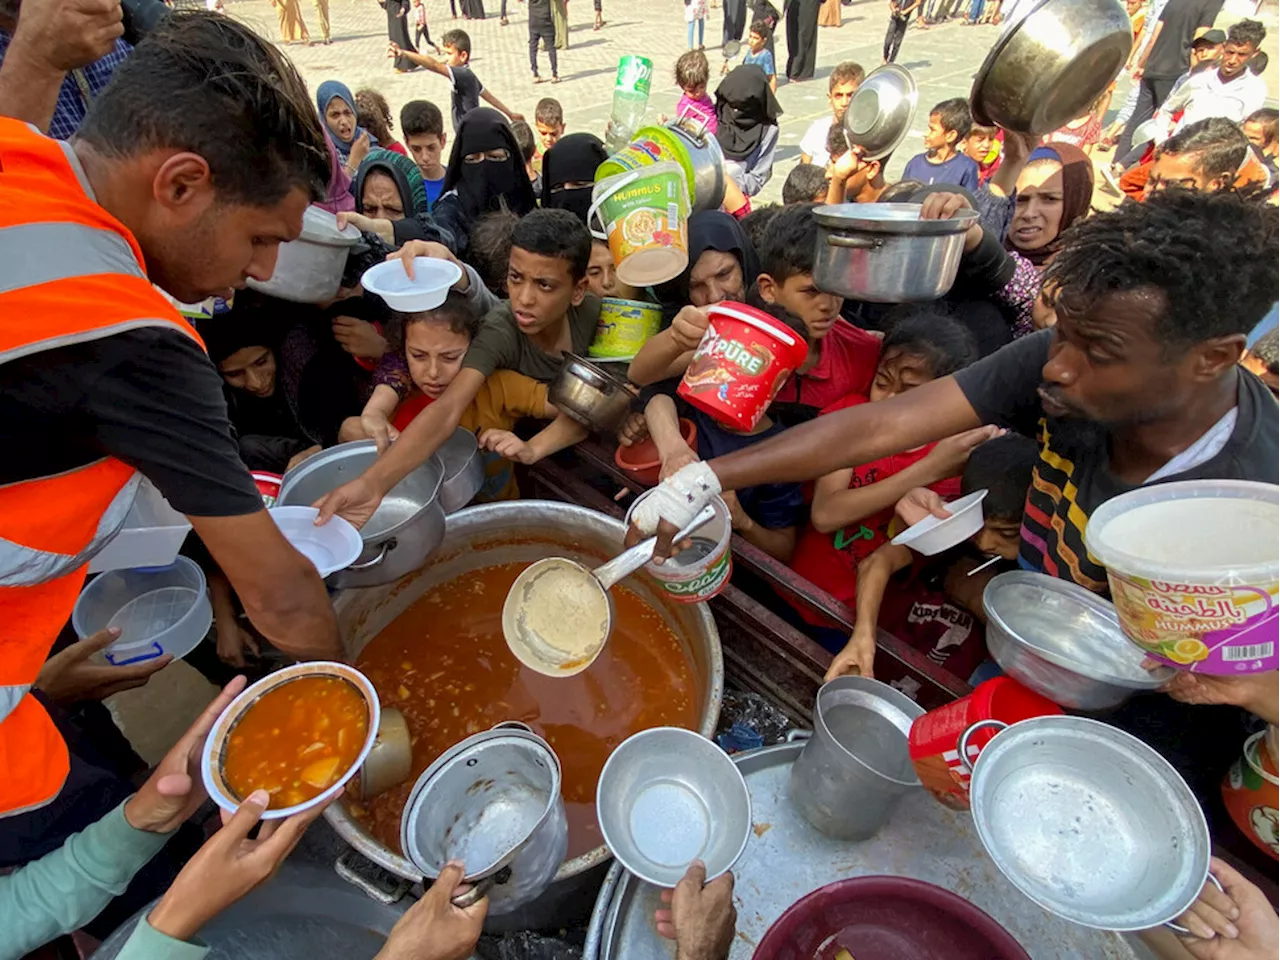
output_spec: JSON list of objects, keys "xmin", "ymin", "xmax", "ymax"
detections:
[{"xmin": 0, "ymin": 0, "xmax": 1278, "ymax": 957}]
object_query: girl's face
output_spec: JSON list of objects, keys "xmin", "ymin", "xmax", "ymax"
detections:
[
  {"xmin": 325, "ymin": 97, "xmax": 356, "ymax": 142},
  {"xmin": 688, "ymin": 249, "xmax": 744, "ymax": 307},
  {"xmin": 405, "ymin": 320, "xmax": 470, "ymax": 398},
  {"xmin": 361, "ymin": 170, "xmax": 406, "ymax": 221},
  {"xmin": 219, "ymin": 345, "xmax": 277, "ymax": 398},
  {"xmin": 586, "ymin": 241, "xmax": 642, "ymax": 300},
  {"xmin": 869, "ymin": 348, "xmax": 934, "ymax": 403},
  {"xmin": 1010, "ymin": 161, "xmax": 1065, "ymax": 254}
]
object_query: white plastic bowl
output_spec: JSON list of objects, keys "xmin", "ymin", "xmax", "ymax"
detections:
[
  {"xmin": 892, "ymin": 489, "xmax": 988, "ymax": 556},
  {"xmin": 201, "ymin": 662, "xmax": 380, "ymax": 820},
  {"xmin": 362, "ymin": 256, "xmax": 462, "ymax": 312},
  {"xmin": 72, "ymin": 556, "xmax": 212, "ymax": 666},
  {"xmin": 269, "ymin": 506, "xmax": 363, "ymax": 578}
]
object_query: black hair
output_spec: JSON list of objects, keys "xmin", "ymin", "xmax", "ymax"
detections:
[
  {"xmin": 878, "ymin": 178, "xmax": 925, "ymax": 202},
  {"xmin": 675, "ymin": 50, "xmax": 710, "ymax": 90},
  {"xmin": 1248, "ymin": 50, "xmax": 1269, "ymax": 75},
  {"xmin": 75, "ymin": 11, "xmax": 329, "ymax": 206},
  {"xmin": 745, "ymin": 287, "xmax": 810, "ymax": 344},
  {"xmin": 1246, "ymin": 107, "xmax": 1279, "ymax": 147},
  {"xmin": 535, "ymin": 97, "xmax": 564, "ymax": 127},
  {"xmin": 967, "ymin": 122, "xmax": 998, "ymax": 138},
  {"xmin": 395, "ymin": 290, "xmax": 481, "ymax": 352},
  {"xmin": 961, "ymin": 434, "xmax": 1040, "ymax": 519},
  {"xmin": 440, "ymin": 28, "xmax": 470, "ymax": 55},
  {"xmin": 1045, "ymin": 188, "xmax": 1279, "ymax": 352},
  {"xmin": 1155, "ymin": 117, "xmax": 1248, "ymax": 183},
  {"xmin": 783, "ymin": 164, "xmax": 829, "ymax": 205},
  {"xmin": 1227, "ymin": 18, "xmax": 1266, "ymax": 49},
  {"xmin": 931, "ymin": 97, "xmax": 972, "ymax": 141},
  {"xmin": 829, "ymin": 61, "xmax": 865, "ymax": 90},
  {"xmin": 510, "ymin": 208, "xmax": 592, "ymax": 281},
  {"xmin": 749, "ymin": 18, "xmax": 773, "ymax": 41},
  {"xmin": 468, "ymin": 202, "xmax": 520, "ymax": 296},
  {"xmin": 401, "ymin": 99, "xmax": 444, "ymax": 139},
  {"xmin": 739, "ymin": 203, "xmax": 781, "ymax": 253},
  {"xmin": 880, "ymin": 304, "xmax": 978, "ymax": 379},
  {"xmin": 510, "ymin": 119, "xmax": 537, "ymax": 164},
  {"xmin": 757, "ymin": 202, "xmax": 819, "ymax": 281},
  {"xmin": 825, "ymin": 122, "xmax": 850, "ymax": 160},
  {"xmin": 1251, "ymin": 327, "xmax": 1278, "ymax": 370}
]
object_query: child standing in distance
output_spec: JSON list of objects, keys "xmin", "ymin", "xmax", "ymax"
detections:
[
  {"xmin": 535, "ymin": 98, "xmax": 565, "ymax": 153},
  {"xmin": 902, "ymin": 98, "xmax": 981, "ymax": 191},
  {"xmin": 798, "ymin": 61, "xmax": 865, "ymax": 166},
  {"xmin": 743, "ymin": 20, "xmax": 777, "ymax": 92},
  {"xmin": 400, "ymin": 100, "xmax": 448, "ymax": 206},
  {"xmin": 963, "ymin": 122, "xmax": 1000, "ymax": 185},
  {"xmin": 674, "ymin": 51, "xmax": 717, "ymax": 133},
  {"xmin": 527, "ymin": 0, "xmax": 559, "ymax": 83},
  {"xmin": 883, "ymin": 0, "xmax": 919, "ymax": 63},
  {"xmin": 411, "ymin": 0, "xmax": 441, "ymax": 53},
  {"xmin": 685, "ymin": 0, "xmax": 708, "ymax": 50},
  {"xmin": 389, "ymin": 29, "xmax": 524, "ymax": 133}
]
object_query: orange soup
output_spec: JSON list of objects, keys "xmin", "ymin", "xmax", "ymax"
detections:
[
  {"xmin": 224, "ymin": 675, "xmax": 369, "ymax": 809},
  {"xmin": 348, "ymin": 561, "xmax": 700, "ymax": 859}
]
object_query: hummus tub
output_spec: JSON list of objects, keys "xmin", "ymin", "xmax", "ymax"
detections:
[
  {"xmin": 1085, "ymin": 480, "xmax": 1280, "ymax": 674},
  {"xmin": 588, "ymin": 165, "xmax": 690, "ymax": 288},
  {"xmin": 587, "ymin": 297, "xmax": 663, "ymax": 361}
]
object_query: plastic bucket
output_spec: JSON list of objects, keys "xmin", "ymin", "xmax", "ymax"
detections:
[
  {"xmin": 613, "ymin": 417, "xmax": 698, "ymax": 487},
  {"xmin": 907, "ymin": 677, "xmax": 1062, "ymax": 810},
  {"xmin": 1084, "ymin": 480, "xmax": 1280, "ymax": 674},
  {"xmin": 676, "ymin": 301, "xmax": 809, "ymax": 432},
  {"xmin": 251, "ymin": 471, "xmax": 283, "ymax": 508},
  {"xmin": 1222, "ymin": 729, "xmax": 1279, "ymax": 860},
  {"xmin": 625, "ymin": 489, "xmax": 732, "ymax": 603},
  {"xmin": 587, "ymin": 164, "xmax": 690, "ymax": 287},
  {"xmin": 597, "ymin": 125, "xmax": 697, "ymax": 208},
  {"xmin": 588, "ymin": 297, "xmax": 663, "ymax": 362}
]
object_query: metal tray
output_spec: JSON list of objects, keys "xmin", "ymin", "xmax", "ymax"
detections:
[{"xmin": 584, "ymin": 739, "xmax": 1157, "ymax": 960}]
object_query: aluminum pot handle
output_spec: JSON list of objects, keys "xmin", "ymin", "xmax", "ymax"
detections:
[
  {"xmin": 346, "ymin": 539, "xmax": 394, "ymax": 571},
  {"xmin": 956, "ymin": 719, "xmax": 1008, "ymax": 774},
  {"xmin": 826, "ymin": 235, "xmax": 882, "ymax": 250},
  {"xmin": 492, "ymin": 720, "xmax": 534, "ymax": 733},
  {"xmin": 1165, "ymin": 873, "xmax": 1227, "ymax": 936},
  {"xmin": 673, "ymin": 105, "xmax": 710, "ymax": 142},
  {"xmin": 450, "ymin": 864, "xmax": 512, "ymax": 908},
  {"xmin": 333, "ymin": 849, "xmax": 412, "ymax": 904},
  {"xmin": 786, "ymin": 729, "xmax": 813, "ymax": 743}
]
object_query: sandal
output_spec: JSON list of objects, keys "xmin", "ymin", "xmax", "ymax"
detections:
[{"xmin": 551, "ymin": 74, "xmax": 561, "ymax": 83}]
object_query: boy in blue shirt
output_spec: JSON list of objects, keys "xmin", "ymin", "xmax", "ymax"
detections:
[
  {"xmin": 903, "ymin": 98, "xmax": 981, "ymax": 191},
  {"xmin": 743, "ymin": 20, "xmax": 777, "ymax": 92}
]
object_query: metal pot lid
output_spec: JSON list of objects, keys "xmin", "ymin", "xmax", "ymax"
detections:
[
  {"xmin": 298, "ymin": 205, "xmax": 362, "ymax": 247},
  {"xmin": 841, "ymin": 63, "xmax": 918, "ymax": 161},
  {"xmin": 813, "ymin": 202, "xmax": 977, "ymax": 235},
  {"xmin": 983, "ymin": 571, "xmax": 1173, "ymax": 689}
]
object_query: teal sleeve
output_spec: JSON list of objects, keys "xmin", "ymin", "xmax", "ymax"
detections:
[
  {"xmin": 0, "ymin": 801, "xmax": 171, "ymax": 960},
  {"xmin": 113, "ymin": 917, "xmax": 210, "ymax": 960}
]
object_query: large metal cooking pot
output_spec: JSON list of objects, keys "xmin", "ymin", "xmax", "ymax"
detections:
[
  {"xmin": 278, "ymin": 441, "xmax": 445, "ymax": 588},
  {"xmin": 970, "ymin": 0, "xmax": 1131, "ymax": 135},
  {"xmin": 326, "ymin": 500, "xmax": 724, "ymax": 931},
  {"xmin": 668, "ymin": 113, "xmax": 726, "ymax": 213},
  {"xmin": 812, "ymin": 203, "xmax": 977, "ymax": 303},
  {"xmin": 246, "ymin": 205, "xmax": 363, "ymax": 303}
]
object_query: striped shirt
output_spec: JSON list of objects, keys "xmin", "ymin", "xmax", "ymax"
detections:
[{"xmin": 0, "ymin": 32, "xmax": 132, "ymax": 140}]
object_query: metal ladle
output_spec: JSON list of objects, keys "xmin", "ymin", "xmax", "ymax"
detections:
[{"xmin": 501, "ymin": 505, "xmax": 716, "ymax": 678}]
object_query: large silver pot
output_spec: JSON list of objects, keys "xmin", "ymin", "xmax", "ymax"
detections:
[
  {"xmin": 668, "ymin": 113, "xmax": 726, "ymax": 213},
  {"xmin": 278, "ymin": 441, "xmax": 445, "ymax": 588},
  {"xmin": 812, "ymin": 203, "xmax": 978, "ymax": 303},
  {"xmin": 246, "ymin": 205, "xmax": 362, "ymax": 303},
  {"xmin": 969, "ymin": 0, "xmax": 1132, "ymax": 135},
  {"xmin": 325, "ymin": 500, "xmax": 724, "ymax": 931}
]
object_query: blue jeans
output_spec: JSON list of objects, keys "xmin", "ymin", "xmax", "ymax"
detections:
[
  {"xmin": 968, "ymin": 0, "xmax": 984, "ymax": 18},
  {"xmin": 687, "ymin": 16, "xmax": 704, "ymax": 47}
]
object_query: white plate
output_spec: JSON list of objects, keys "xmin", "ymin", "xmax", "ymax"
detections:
[
  {"xmin": 269, "ymin": 506, "xmax": 363, "ymax": 577},
  {"xmin": 891, "ymin": 489, "xmax": 988, "ymax": 556},
  {"xmin": 362, "ymin": 257, "xmax": 462, "ymax": 312}
]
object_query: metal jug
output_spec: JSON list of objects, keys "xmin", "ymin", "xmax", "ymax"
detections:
[{"xmin": 788, "ymin": 676, "xmax": 925, "ymax": 841}]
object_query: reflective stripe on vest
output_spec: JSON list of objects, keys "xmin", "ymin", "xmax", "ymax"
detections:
[{"xmin": 0, "ymin": 684, "xmax": 27, "ymax": 724}]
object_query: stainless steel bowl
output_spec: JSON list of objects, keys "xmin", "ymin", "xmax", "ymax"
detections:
[
  {"xmin": 970, "ymin": 0, "xmax": 1132, "ymax": 135},
  {"xmin": 549, "ymin": 353, "xmax": 636, "ymax": 434},
  {"xmin": 841, "ymin": 63, "xmax": 918, "ymax": 161},
  {"xmin": 983, "ymin": 571, "xmax": 1174, "ymax": 711},
  {"xmin": 968, "ymin": 716, "xmax": 1212, "ymax": 931},
  {"xmin": 436, "ymin": 427, "xmax": 485, "ymax": 513},
  {"xmin": 596, "ymin": 727, "xmax": 750, "ymax": 888}
]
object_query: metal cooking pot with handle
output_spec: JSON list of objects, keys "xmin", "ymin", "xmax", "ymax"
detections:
[
  {"xmin": 246, "ymin": 205, "xmax": 363, "ymax": 304},
  {"xmin": 812, "ymin": 203, "xmax": 977, "ymax": 303},
  {"xmin": 278, "ymin": 441, "xmax": 446, "ymax": 588},
  {"xmin": 667, "ymin": 112, "xmax": 726, "ymax": 213}
]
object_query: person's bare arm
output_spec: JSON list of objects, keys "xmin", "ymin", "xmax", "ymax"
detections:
[
  {"xmin": 0, "ymin": 0, "xmax": 123, "ymax": 131},
  {"xmin": 723, "ymin": 491, "xmax": 795, "ymax": 562},
  {"xmin": 628, "ymin": 307, "xmax": 708, "ymax": 386},
  {"xmin": 390, "ymin": 43, "xmax": 449, "ymax": 76},
  {"xmin": 478, "ymin": 411, "xmax": 589, "ymax": 464},
  {"xmin": 987, "ymin": 128, "xmax": 1039, "ymax": 198},
  {"xmin": 479, "ymin": 89, "xmax": 524, "ymax": 122},
  {"xmin": 824, "ymin": 542, "xmax": 913, "ymax": 681},
  {"xmin": 189, "ymin": 511, "xmax": 342, "ymax": 661},
  {"xmin": 712, "ymin": 376, "xmax": 983, "ymax": 493},
  {"xmin": 1134, "ymin": 20, "xmax": 1163, "ymax": 73}
]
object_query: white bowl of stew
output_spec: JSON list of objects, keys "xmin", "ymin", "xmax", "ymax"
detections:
[{"xmin": 201, "ymin": 662, "xmax": 380, "ymax": 820}]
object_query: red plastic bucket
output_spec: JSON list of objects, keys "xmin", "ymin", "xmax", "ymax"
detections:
[
  {"xmin": 251, "ymin": 471, "xmax": 283, "ymax": 508},
  {"xmin": 908, "ymin": 677, "xmax": 1061, "ymax": 810},
  {"xmin": 677, "ymin": 301, "xmax": 808, "ymax": 432}
]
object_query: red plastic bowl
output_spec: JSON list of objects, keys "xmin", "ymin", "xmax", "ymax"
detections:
[
  {"xmin": 753, "ymin": 876, "xmax": 1031, "ymax": 960},
  {"xmin": 613, "ymin": 418, "xmax": 697, "ymax": 487}
]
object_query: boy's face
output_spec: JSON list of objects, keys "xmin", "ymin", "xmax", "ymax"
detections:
[
  {"xmin": 964, "ymin": 130, "xmax": 993, "ymax": 163},
  {"xmin": 924, "ymin": 114, "xmax": 954, "ymax": 153},
  {"xmin": 406, "ymin": 321, "xmax": 470, "ymax": 398},
  {"xmin": 748, "ymin": 30, "xmax": 765, "ymax": 52},
  {"xmin": 507, "ymin": 245, "xmax": 588, "ymax": 336},
  {"xmin": 406, "ymin": 131, "xmax": 446, "ymax": 177},
  {"xmin": 1243, "ymin": 119, "xmax": 1274, "ymax": 154},
  {"xmin": 869, "ymin": 347, "xmax": 934, "ymax": 403},
  {"xmin": 536, "ymin": 120, "xmax": 565, "ymax": 151},
  {"xmin": 586, "ymin": 241, "xmax": 642, "ymax": 300},
  {"xmin": 758, "ymin": 272, "xmax": 843, "ymax": 342},
  {"xmin": 973, "ymin": 516, "xmax": 1023, "ymax": 561},
  {"xmin": 829, "ymin": 80, "xmax": 858, "ymax": 122},
  {"xmin": 444, "ymin": 44, "xmax": 467, "ymax": 67}
]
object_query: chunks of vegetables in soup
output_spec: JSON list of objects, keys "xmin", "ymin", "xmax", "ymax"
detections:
[
  {"xmin": 224, "ymin": 676, "xmax": 369, "ymax": 809},
  {"xmin": 349, "ymin": 562, "xmax": 700, "ymax": 859}
]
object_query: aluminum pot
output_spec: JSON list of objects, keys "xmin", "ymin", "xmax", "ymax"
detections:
[
  {"xmin": 401, "ymin": 722, "xmax": 568, "ymax": 917},
  {"xmin": 812, "ymin": 203, "xmax": 977, "ymax": 303},
  {"xmin": 325, "ymin": 500, "xmax": 724, "ymax": 931},
  {"xmin": 970, "ymin": 0, "xmax": 1132, "ymax": 135},
  {"xmin": 436, "ymin": 427, "xmax": 485, "ymax": 513},
  {"xmin": 668, "ymin": 113, "xmax": 726, "ymax": 213},
  {"xmin": 549, "ymin": 353, "xmax": 635, "ymax": 434},
  {"xmin": 246, "ymin": 205, "xmax": 362, "ymax": 303},
  {"xmin": 277, "ymin": 441, "xmax": 445, "ymax": 588}
]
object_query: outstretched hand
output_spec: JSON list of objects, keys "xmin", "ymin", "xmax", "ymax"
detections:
[{"xmin": 654, "ymin": 861, "xmax": 737, "ymax": 960}]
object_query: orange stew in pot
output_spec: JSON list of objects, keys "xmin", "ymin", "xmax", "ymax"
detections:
[{"xmin": 224, "ymin": 676, "xmax": 369, "ymax": 809}]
